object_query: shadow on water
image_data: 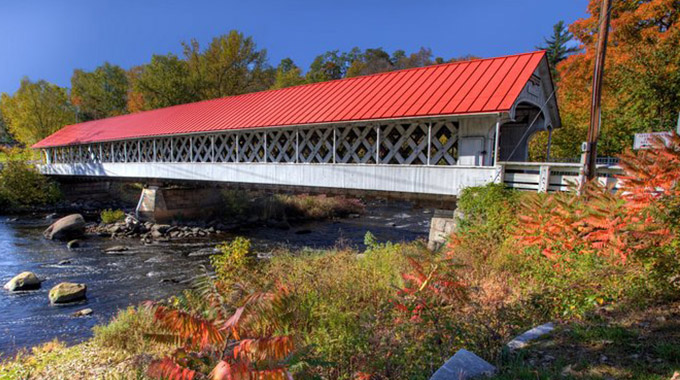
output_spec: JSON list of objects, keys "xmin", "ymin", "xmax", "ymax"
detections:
[{"xmin": 0, "ymin": 200, "xmax": 431, "ymax": 357}]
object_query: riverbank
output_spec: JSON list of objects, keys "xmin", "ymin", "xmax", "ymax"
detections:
[{"xmin": 0, "ymin": 199, "xmax": 429, "ymax": 357}]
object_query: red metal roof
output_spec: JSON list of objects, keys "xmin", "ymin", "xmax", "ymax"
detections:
[{"xmin": 34, "ymin": 51, "xmax": 546, "ymax": 148}]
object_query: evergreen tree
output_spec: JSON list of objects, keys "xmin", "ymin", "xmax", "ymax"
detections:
[{"xmin": 537, "ymin": 20, "xmax": 581, "ymax": 77}]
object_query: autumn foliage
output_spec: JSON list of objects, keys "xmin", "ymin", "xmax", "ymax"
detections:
[
  {"xmin": 517, "ymin": 133, "xmax": 680, "ymax": 264},
  {"xmin": 146, "ymin": 284, "xmax": 297, "ymax": 380}
]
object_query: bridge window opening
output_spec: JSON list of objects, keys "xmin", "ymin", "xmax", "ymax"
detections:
[
  {"xmin": 335, "ymin": 125, "xmax": 377, "ymax": 164},
  {"xmin": 298, "ymin": 127, "xmax": 334, "ymax": 163},
  {"xmin": 265, "ymin": 129, "xmax": 296, "ymax": 163},
  {"xmin": 430, "ymin": 121, "xmax": 459, "ymax": 165},
  {"xmin": 215, "ymin": 134, "xmax": 237, "ymax": 163},
  {"xmin": 139, "ymin": 140, "xmax": 154, "ymax": 162},
  {"xmin": 237, "ymin": 131, "xmax": 266, "ymax": 162},
  {"xmin": 124, "ymin": 141, "xmax": 140, "ymax": 162},
  {"xmin": 378, "ymin": 122, "xmax": 429, "ymax": 165},
  {"xmin": 191, "ymin": 135, "xmax": 212, "ymax": 163}
]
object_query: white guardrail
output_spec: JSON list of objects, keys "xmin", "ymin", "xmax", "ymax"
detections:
[{"xmin": 499, "ymin": 161, "xmax": 623, "ymax": 192}]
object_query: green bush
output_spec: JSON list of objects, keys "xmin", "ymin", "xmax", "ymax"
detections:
[
  {"xmin": 210, "ymin": 237, "xmax": 253, "ymax": 283},
  {"xmin": 0, "ymin": 157, "xmax": 60, "ymax": 210},
  {"xmin": 92, "ymin": 306, "xmax": 156, "ymax": 354},
  {"xmin": 100, "ymin": 208, "xmax": 125, "ymax": 224}
]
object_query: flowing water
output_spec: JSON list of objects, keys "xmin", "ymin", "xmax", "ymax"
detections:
[{"xmin": 0, "ymin": 201, "xmax": 430, "ymax": 357}]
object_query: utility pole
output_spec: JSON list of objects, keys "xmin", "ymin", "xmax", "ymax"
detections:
[{"xmin": 581, "ymin": 0, "xmax": 613, "ymax": 187}]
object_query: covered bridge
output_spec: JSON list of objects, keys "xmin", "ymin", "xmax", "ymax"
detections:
[{"xmin": 34, "ymin": 51, "xmax": 561, "ymax": 196}]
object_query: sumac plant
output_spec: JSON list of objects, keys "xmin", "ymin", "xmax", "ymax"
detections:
[
  {"xmin": 515, "ymin": 133, "xmax": 680, "ymax": 265},
  {"xmin": 145, "ymin": 282, "xmax": 299, "ymax": 380}
]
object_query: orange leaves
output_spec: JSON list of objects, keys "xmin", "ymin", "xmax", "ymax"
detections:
[
  {"xmin": 151, "ymin": 304, "xmax": 225, "ymax": 350},
  {"xmin": 395, "ymin": 255, "xmax": 468, "ymax": 323},
  {"xmin": 233, "ymin": 336, "xmax": 294, "ymax": 363},
  {"xmin": 147, "ymin": 284, "xmax": 298, "ymax": 380},
  {"xmin": 516, "ymin": 133, "xmax": 679, "ymax": 265},
  {"xmin": 148, "ymin": 358, "xmax": 198, "ymax": 380}
]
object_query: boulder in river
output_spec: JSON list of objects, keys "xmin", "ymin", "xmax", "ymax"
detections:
[
  {"xmin": 72, "ymin": 308, "xmax": 93, "ymax": 317},
  {"xmin": 67, "ymin": 239, "xmax": 81, "ymax": 250},
  {"xmin": 49, "ymin": 282, "xmax": 87, "ymax": 304},
  {"xmin": 4, "ymin": 271, "xmax": 42, "ymax": 291},
  {"xmin": 43, "ymin": 214, "xmax": 85, "ymax": 240},
  {"xmin": 104, "ymin": 245, "xmax": 129, "ymax": 253}
]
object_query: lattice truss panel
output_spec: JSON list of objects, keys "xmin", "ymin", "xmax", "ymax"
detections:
[
  {"xmin": 154, "ymin": 138, "xmax": 172, "ymax": 162},
  {"xmin": 112, "ymin": 141, "xmax": 126, "ymax": 163},
  {"xmin": 191, "ymin": 135, "xmax": 212, "ymax": 163},
  {"xmin": 126, "ymin": 141, "xmax": 140, "ymax": 162},
  {"xmin": 172, "ymin": 136, "xmax": 191, "ymax": 162},
  {"xmin": 379, "ymin": 122, "xmax": 428, "ymax": 165},
  {"xmin": 100, "ymin": 143, "xmax": 112, "ymax": 163},
  {"xmin": 430, "ymin": 121, "xmax": 459, "ymax": 165},
  {"xmin": 336, "ymin": 125, "xmax": 377, "ymax": 164},
  {"xmin": 298, "ymin": 127, "xmax": 334, "ymax": 163},
  {"xmin": 213, "ymin": 133, "xmax": 236, "ymax": 162},
  {"xmin": 238, "ymin": 130, "xmax": 265, "ymax": 162},
  {"xmin": 47, "ymin": 119, "xmax": 460, "ymax": 166},
  {"xmin": 265, "ymin": 129, "xmax": 296, "ymax": 163},
  {"xmin": 139, "ymin": 140, "xmax": 154, "ymax": 162}
]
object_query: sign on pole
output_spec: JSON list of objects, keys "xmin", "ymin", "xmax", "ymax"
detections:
[{"xmin": 633, "ymin": 132, "xmax": 673, "ymax": 150}]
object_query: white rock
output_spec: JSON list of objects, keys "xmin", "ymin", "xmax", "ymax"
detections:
[
  {"xmin": 430, "ymin": 349, "xmax": 495, "ymax": 380},
  {"xmin": 507, "ymin": 322, "xmax": 555, "ymax": 350}
]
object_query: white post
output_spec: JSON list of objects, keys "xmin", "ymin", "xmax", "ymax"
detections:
[
  {"xmin": 211, "ymin": 135, "xmax": 215, "ymax": 162},
  {"xmin": 137, "ymin": 140, "xmax": 141, "ymax": 162},
  {"xmin": 190, "ymin": 136, "xmax": 194, "ymax": 163},
  {"xmin": 170, "ymin": 138, "xmax": 175, "ymax": 162},
  {"xmin": 538, "ymin": 165, "xmax": 551, "ymax": 193},
  {"xmin": 493, "ymin": 117, "xmax": 501, "ymax": 165},
  {"xmin": 332, "ymin": 127, "xmax": 336, "ymax": 164},
  {"xmin": 236, "ymin": 134, "xmax": 240, "ymax": 162},
  {"xmin": 124, "ymin": 142, "xmax": 128, "ymax": 163},
  {"xmin": 99, "ymin": 144, "xmax": 103, "ymax": 163},
  {"xmin": 375, "ymin": 125, "xmax": 380, "ymax": 164},
  {"xmin": 295, "ymin": 129, "xmax": 299, "ymax": 163},
  {"xmin": 153, "ymin": 140, "xmax": 157, "ymax": 162},
  {"xmin": 427, "ymin": 122, "xmax": 432, "ymax": 165},
  {"xmin": 264, "ymin": 132, "xmax": 268, "ymax": 162}
]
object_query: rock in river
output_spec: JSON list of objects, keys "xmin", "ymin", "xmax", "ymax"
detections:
[
  {"xmin": 72, "ymin": 308, "xmax": 93, "ymax": 317},
  {"xmin": 49, "ymin": 282, "xmax": 87, "ymax": 304},
  {"xmin": 43, "ymin": 214, "xmax": 85, "ymax": 240},
  {"xmin": 104, "ymin": 245, "xmax": 129, "ymax": 254},
  {"xmin": 4, "ymin": 271, "xmax": 42, "ymax": 291},
  {"xmin": 67, "ymin": 239, "xmax": 81, "ymax": 250}
]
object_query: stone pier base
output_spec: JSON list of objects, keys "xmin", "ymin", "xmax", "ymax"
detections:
[
  {"xmin": 135, "ymin": 186, "xmax": 222, "ymax": 223},
  {"xmin": 427, "ymin": 209, "xmax": 459, "ymax": 251}
]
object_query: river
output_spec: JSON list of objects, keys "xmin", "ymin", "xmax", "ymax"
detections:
[{"xmin": 0, "ymin": 201, "xmax": 430, "ymax": 357}]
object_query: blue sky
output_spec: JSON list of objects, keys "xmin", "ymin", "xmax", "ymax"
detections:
[{"xmin": 0, "ymin": 0, "xmax": 589, "ymax": 94}]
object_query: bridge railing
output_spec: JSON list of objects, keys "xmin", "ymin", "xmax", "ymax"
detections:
[{"xmin": 499, "ymin": 161, "xmax": 623, "ymax": 192}]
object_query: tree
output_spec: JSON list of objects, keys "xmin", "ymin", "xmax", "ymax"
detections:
[
  {"xmin": 0, "ymin": 78, "xmax": 75, "ymax": 146},
  {"xmin": 129, "ymin": 54, "xmax": 199, "ymax": 111},
  {"xmin": 71, "ymin": 62, "xmax": 129, "ymax": 121},
  {"xmin": 548, "ymin": 0, "xmax": 680, "ymax": 159},
  {"xmin": 0, "ymin": 107, "xmax": 12, "ymax": 144},
  {"xmin": 536, "ymin": 21, "xmax": 581, "ymax": 77},
  {"xmin": 183, "ymin": 31, "xmax": 274, "ymax": 99},
  {"xmin": 306, "ymin": 49, "xmax": 355, "ymax": 82},
  {"xmin": 271, "ymin": 58, "xmax": 306, "ymax": 89}
]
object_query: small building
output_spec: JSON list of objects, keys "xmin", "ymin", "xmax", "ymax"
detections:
[{"xmin": 34, "ymin": 51, "xmax": 560, "ymax": 197}]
